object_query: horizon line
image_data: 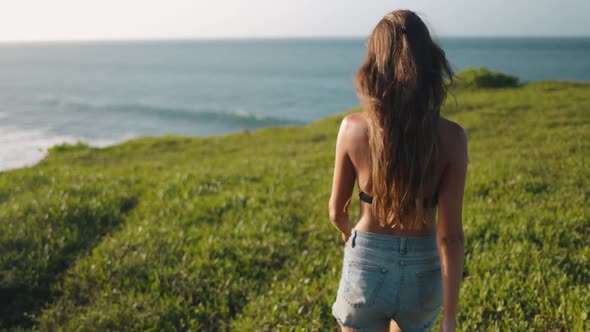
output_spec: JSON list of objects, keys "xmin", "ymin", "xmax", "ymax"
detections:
[{"xmin": 1, "ymin": 34, "xmax": 590, "ymax": 44}]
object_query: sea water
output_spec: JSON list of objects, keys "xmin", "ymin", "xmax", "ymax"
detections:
[{"xmin": 0, "ymin": 37, "xmax": 589, "ymax": 170}]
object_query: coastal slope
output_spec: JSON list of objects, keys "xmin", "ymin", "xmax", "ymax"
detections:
[{"xmin": 0, "ymin": 80, "xmax": 589, "ymax": 331}]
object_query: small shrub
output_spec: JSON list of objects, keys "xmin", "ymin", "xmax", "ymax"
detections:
[
  {"xmin": 47, "ymin": 142, "xmax": 90, "ymax": 153},
  {"xmin": 454, "ymin": 67, "xmax": 520, "ymax": 89}
]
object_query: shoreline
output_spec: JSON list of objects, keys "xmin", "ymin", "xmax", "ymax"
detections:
[{"xmin": 2, "ymin": 79, "xmax": 590, "ymax": 174}]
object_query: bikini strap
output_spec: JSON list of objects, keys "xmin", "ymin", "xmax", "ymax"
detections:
[
  {"xmin": 359, "ymin": 191, "xmax": 373, "ymax": 204},
  {"xmin": 360, "ymin": 190, "xmax": 438, "ymax": 208}
]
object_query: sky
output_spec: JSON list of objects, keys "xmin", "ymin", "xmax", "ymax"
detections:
[{"xmin": 0, "ymin": 0, "xmax": 589, "ymax": 42}]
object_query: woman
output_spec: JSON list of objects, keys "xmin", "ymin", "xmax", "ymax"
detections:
[{"xmin": 329, "ymin": 10, "xmax": 467, "ymax": 332}]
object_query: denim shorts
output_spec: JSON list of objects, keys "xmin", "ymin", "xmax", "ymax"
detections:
[{"xmin": 332, "ymin": 229, "xmax": 442, "ymax": 332}]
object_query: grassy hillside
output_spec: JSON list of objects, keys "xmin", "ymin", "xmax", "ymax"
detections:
[{"xmin": 0, "ymin": 80, "xmax": 589, "ymax": 331}]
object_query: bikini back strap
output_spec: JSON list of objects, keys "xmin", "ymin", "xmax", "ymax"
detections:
[{"xmin": 359, "ymin": 191, "xmax": 373, "ymax": 204}]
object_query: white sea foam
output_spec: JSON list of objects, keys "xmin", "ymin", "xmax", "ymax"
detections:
[
  {"xmin": 0, "ymin": 126, "xmax": 73, "ymax": 171},
  {"xmin": 0, "ymin": 125, "xmax": 134, "ymax": 172}
]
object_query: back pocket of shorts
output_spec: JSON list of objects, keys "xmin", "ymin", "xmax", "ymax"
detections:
[
  {"xmin": 343, "ymin": 261, "xmax": 388, "ymax": 307},
  {"xmin": 416, "ymin": 266, "xmax": 443, "ymax": 311}
]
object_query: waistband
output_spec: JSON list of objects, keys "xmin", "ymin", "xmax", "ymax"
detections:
[{"xmin": 350, "ymin": 229, "xmax": 438, "ymax": 254}]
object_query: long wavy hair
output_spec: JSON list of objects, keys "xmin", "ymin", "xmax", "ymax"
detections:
[{"xmin": 356, "ymin": 10, "xmax": 453, "ymax": 229}]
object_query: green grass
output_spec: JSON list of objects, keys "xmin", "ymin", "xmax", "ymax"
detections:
[{"xmin": 0, "ymin": 79, "xmax": 589, "ymax": 331}]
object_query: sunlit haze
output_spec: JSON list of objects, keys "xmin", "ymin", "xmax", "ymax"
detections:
[{"xmin": 0, "ymin": 0, "xmax": 589, "ymax": 41}]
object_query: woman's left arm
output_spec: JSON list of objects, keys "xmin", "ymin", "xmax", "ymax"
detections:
[{"xmin": 328, "ymin": 116, "xmax": 357, "ymax": 243}]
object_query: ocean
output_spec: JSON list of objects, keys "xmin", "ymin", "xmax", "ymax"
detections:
[{"xmin": 1, "ymin": 37, "xmax": 589, "ymax": 171}]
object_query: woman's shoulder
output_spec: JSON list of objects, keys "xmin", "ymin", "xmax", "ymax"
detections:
[
  {"xmin": 439, "ymin": 116, "xmax": 467, "ymax": 144},
  {"xmin": 438, "ymin": 116, "xmax": 468, "ymax": 160},
  {"xmin": 342, "ymin": 112, "xmax": 368, "ymax": 128},
  {"xmin": 340, "ymin": 112, "xmax": 370, "ymax": 139}
]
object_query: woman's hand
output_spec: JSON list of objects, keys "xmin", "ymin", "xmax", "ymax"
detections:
[
  {"xmin": 341, "ymin": 230, "xmax": 351, "ymax": 243},
  {"xmin": 439, "ymin": 317, "xmax": 456, "ymax": 332}
]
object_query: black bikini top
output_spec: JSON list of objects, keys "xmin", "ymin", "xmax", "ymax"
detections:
[{"xmin": 358, "ymin": 190, "xmax": 438, "ymax": 208}]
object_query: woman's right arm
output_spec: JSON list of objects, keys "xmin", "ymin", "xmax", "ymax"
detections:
[{"xmin": 436, "ymin": 124, "xmax": 468, "ymax": 332}]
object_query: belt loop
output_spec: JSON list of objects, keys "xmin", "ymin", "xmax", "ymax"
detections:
[
  {"xmin": 351, "ymin": 230, "xmax": 357, "ymax": 248},
  {"xmin": 400, "ymin": 238, "xmax": 407, "ymax": 255}
]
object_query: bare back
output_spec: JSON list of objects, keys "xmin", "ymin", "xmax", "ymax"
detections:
[{"xmin": 333, "ymin": 111, "xmax": 466, "ymax": 237}]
